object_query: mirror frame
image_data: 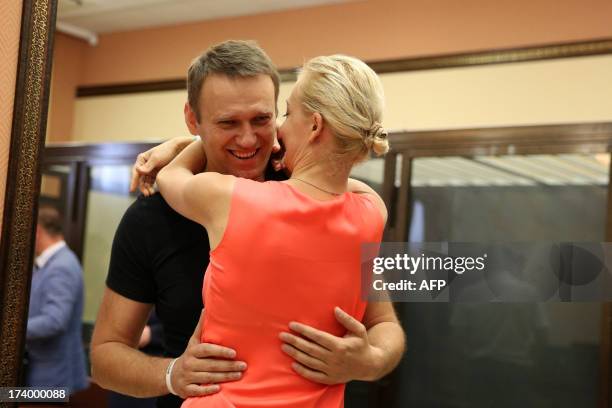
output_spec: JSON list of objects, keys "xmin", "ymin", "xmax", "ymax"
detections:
[{"xmin": 0, "ymin": 0, "xmax": 57, "ymax": 388}]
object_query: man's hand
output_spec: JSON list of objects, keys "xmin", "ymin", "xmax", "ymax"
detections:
[
  {"xmin": 169, "ymin": 310, "xmax": 248, "ymax": 398},
  {"xmin": 130, "ymin": 136, "xmax": 195, "ymax": 196},
  {"xmin": 279, "ymin": 307, "xmax": 383, "ymax": 385}
]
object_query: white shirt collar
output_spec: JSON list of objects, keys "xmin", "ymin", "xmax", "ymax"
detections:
[{"xmin": 34, "ymin": 240, "xmax": 67, "ymax": 269}]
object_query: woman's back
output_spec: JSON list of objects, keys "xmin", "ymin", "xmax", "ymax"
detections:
[{"xmin": 183, "ymin": 178, "xmax": 384, "ymax": 408}]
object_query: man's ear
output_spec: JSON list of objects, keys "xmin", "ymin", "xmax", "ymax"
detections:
[
  {"xmin": 308, "ymin": 112, "xmax": 324, "ymax": 143},
  {"xmin": 184, "ymin": 102, "xmax": 199, "ymax": 135}
]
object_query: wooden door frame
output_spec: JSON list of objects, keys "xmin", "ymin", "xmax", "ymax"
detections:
[{"xmin": 379, "ymin": 122, "xmax": 612, "ymax": 407}]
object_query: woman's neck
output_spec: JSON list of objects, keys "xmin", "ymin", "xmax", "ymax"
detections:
[{"xmin": 289, "ymin": 160, "xmax": 351, "ymax": 196}]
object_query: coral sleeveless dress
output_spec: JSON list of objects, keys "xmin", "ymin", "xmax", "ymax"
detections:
[{"xmin": 181, "ymin": 178, "xmax": 384, "ymax": 408}]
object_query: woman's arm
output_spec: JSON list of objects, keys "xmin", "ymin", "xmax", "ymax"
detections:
[
  {"xmin": 157, "ymin": 140, "xmax": 234, "ymax": 230},
  {"xmin": 347, "ymin": 178, "xmax": 388, "ymax": 224}
]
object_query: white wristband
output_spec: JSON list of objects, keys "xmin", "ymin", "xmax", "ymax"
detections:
[{"xmin": 165, "ymin": 357, "xmax": 180, "ymax": 396}]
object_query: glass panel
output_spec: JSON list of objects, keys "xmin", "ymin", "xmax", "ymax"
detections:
[
  {"xmin": 393, "ymin": 153, "xmax": 607, "ymax": 408},
  {"xmin": 81, "ymin": 164, "xmax": 136, "ymax": 323}
]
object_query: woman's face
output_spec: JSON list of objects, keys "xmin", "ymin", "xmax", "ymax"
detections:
[{"xmin": 277, "ymin": 82, "xmax": 313, "ymax": 171}]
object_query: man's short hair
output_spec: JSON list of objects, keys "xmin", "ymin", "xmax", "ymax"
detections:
[
  {"xmin": 187, "ymin": 40, "xmax": 280, "ymax": 121},
  {"xmin": 37, "ymin": 205, "xmax": 63, "ymax": 236}
]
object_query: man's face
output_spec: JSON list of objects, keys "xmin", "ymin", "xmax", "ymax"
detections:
[{"xmin": 186, "ymin": 74, "xmax": 276, "ymax": 180}]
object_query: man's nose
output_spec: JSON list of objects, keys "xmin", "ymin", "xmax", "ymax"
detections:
[{"xmin": 235, "ymin": 124, "xmax": 257, "ymax": 148}]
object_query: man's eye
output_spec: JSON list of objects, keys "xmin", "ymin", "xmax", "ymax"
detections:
[{"xmin": 253, "ymin": 116, "xmax": 271, "ymax": 124}]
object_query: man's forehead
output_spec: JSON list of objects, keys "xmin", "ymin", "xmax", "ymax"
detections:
[
  {"xmin": 212, "ymin": 104, "xmax": 274, "ymax": 120},
  {"xmin": 200, "ymin": 74, "xmax": 276, "ymax": 118}
]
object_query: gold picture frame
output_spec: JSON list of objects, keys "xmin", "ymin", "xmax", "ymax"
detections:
[{"xmin": 0, "ymin": 0, "xmax": 57, "ymax": 390}]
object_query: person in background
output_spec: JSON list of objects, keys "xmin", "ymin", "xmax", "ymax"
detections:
[{"xmin": 25, "ymin": 205, "xmax": 89, "ymax": 395}]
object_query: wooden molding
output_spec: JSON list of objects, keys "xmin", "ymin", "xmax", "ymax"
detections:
[{"xmin": 76, "ymin": 37, "xmax": 612, "ymax": 98}]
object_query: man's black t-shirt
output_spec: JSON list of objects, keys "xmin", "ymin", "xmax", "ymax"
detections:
[{"xmin": 106, "ymin": 193, "xmax": 209, "ymax": 408}]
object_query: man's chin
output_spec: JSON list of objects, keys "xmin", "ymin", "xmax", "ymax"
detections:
[{"xmin": 230, "ymin": 164, "xmax": 266, "ymax": 181}]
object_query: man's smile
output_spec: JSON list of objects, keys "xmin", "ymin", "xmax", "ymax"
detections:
[{"xmin": 228, "ymin": 148, "xmax": 259, "ymax": 160}]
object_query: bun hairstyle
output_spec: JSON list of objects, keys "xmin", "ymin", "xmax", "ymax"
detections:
[
  {"xmin": 365, "ymin": 121, "xmax": 389, "ymax": 157},
  {"xmin": 298, "ymin": 55, "xmax": 389, "ymax": 162}
]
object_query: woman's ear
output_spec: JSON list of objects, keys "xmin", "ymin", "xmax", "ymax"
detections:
[
  {"xmin": 184, "ymin": 102, "xmax": 200, "ymax": 136},
  {"xmin": 308, "ymin": 112, "xmax": 324, "ymax": 143}
]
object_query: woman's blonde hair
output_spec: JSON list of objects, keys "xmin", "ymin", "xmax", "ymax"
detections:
[{"xmin": 298, "ymin": 55, "xmax": 389, "ymax": 162}]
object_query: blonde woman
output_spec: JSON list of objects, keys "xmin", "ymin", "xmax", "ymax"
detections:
[{"xmin": 158, "ymin": 55, "xmax": 394, "ymax": 408}]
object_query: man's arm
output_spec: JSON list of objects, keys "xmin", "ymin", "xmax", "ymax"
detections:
[
  {"xmin": 90, "ymin": 289, "xmax": 244, "ymax": 398},
  {"xmin": 90, "ymin": 289, "xmax": 168, "ymax": 397},
  {"xmin": 279, "ymin": 303, "xmax": 405, "ymax": 384}
]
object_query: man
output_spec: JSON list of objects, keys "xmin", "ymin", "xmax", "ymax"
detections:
[
  {"xmin": 91, "ymin": 40, "xmax": 404, "ymax": 408},
  {"xmin": 26, "ymin": 206, "xmax": 88, "ymax": 395}
]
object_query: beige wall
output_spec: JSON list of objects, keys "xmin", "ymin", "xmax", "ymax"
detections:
[
  {"xmin": 73, "ymin": 91, "xmax": 187, "ymax": 142},
  {"xmin": 380, "ymin": 55, "xmax": 612, "ymax": 131},
  {"xmin": 47, "ymin": 33, "xmax": 87, "ymax": 142},
  {"xmin": 72, "ymin": 55, "xmax": 612, "ymax": 142},
  {"xmin": 50, "ymin": 0, "xmax": 612, "ymax": 142},
  {"xmin": 79, "ymin": 0, "xmax": 612, "ymax": 86},
  {"xmin": 0, "ymin": 0, "xmax": 24, "ymax": 232}
]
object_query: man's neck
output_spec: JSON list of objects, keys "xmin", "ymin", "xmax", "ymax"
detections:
[
  {"xmin": 35, "ymin": 238, "xmax": 66, "ymax": 268},
  {"xmin": 37, "ymin": 236, "xmax": 63, "ymax": 256},
  {"xmin": 204, "ymin": 163, "xmax": 266, "ymax": 182}
]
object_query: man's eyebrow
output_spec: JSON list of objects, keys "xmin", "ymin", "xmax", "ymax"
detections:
[{"xmin": 215, "ymin": 109, "xmax": 274, "ymax": 122}]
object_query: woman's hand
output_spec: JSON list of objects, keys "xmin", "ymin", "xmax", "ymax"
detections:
[{"xmin": 130, "ymin": 136, "xmax": 196, "ymax": 196}]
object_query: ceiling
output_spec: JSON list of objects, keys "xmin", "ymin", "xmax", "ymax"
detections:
[{"xmin": 57, "ymin": 0, "xmax": 349, "ymax": 34}]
